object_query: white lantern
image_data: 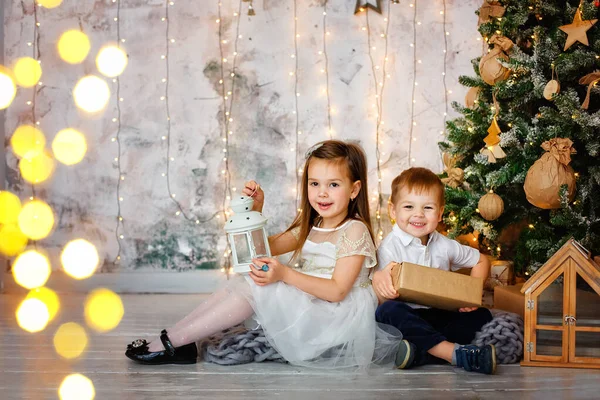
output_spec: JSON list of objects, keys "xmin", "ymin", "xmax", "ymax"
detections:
[{"xmin": 225, "ymin": 196, "xmax": 271, "ymax": 274}]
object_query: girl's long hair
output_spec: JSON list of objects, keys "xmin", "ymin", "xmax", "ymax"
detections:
[{"xmin": 283, "ymin": 140, "xmax": 374, "ymax": 261}]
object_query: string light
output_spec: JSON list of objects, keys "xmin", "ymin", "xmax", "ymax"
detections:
[
  {"xmin": 161, "ymin": 0, "xmax": 221, "ymax": 227},
  {"xmin": 113, "ymin": 0, "xmax": 124, "ymax": 263},
  {"xmin": 322, "ymin": 1, "xmax": 332, "ymax": 138},
  {"xmin": 365, "ymin": 3, "xmax": 392, "ymax": 241},
  {"xmin": 292, "ymin": 0, "xmax": 301, "ymax": 206},
  {"xmin": 407, "ymin": 1, "xmax": 418, "ymax": 166},
  {"xmin": 216, "ymin": 0, "xmax": 245, "ymax": 274},
  {"xmin": 438, "ymin": 0, "xmax": 449, "ymax": 170},
  {"xmin": 19, "ymin": 1, "xmax": 43, "ymax": 250}
]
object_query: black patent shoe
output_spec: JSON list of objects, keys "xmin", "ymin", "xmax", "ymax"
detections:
[{"xmin": 125, "ymin": 329, "xmax": 198, "ymax": 365}]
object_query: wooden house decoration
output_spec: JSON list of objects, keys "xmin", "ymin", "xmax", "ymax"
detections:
[{"xmin": 521, "ymin": 238, "xmax": 600, "ymax": 369}]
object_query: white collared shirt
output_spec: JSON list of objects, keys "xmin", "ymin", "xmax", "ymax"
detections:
[
  {"xmin": 376, "ymin": 225, "xmax": 480, "ymax": 309},
  {"xmin": 377, "ymin": 225, "xmax": 480, "ymax": 272}
]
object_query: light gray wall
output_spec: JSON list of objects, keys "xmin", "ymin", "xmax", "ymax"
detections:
[{"xmin": 3, "ymin": 0, "xmax": 482, "ymax": 278}]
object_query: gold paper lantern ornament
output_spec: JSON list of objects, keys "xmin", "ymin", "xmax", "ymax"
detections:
[
  {"xmin": 478, "ymin": 190, "xmax": 504, "ymax": 221},
  {"xmin": 479, "ymin": 34, "xmax": 513, "ymax": 85},
  {"xmin": 524, "ymin": 138, "xmax": 576, "ymax": 209}
]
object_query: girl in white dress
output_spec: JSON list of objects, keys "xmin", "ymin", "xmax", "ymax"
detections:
[{"xmin": 126, "ymin": 140, "xmax": 402, "ymax": 370}]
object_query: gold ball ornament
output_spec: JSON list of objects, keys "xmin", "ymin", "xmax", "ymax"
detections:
[
  {"xmin": 465, "ymin": 87, "xmax": 480, "ymax": 109},
  {"xmin": 478, "ymin": 191, "xmax": 504, "ymax": 221}
]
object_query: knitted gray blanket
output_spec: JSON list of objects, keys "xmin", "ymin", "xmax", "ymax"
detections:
[
  {"xmin": 201, "ymin": 310, "xmax": 524, "ymax": 365},
  {"xmin": 472, "ymin": 311, "xmax": 524, "ymax": 364}
]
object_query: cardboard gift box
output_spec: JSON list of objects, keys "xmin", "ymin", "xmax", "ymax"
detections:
[
  {"xmin": 493, "ymin": 283, "xmax": 525, "ymax": 318},
  {"xmin": 390, "ymin": 262, "xmax": 484, "ymax": 310},
  {"xmin": 486, "ymin": 260, "xmax": 514, "ymax": 290}
]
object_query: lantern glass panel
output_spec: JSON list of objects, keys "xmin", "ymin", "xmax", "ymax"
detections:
[
  {"xmin": 575, "ymin": 275, "xmax": 600, "ymax": 327},
  {"xmin": 575, "ymin": 331, "xmax": 600, "ymax": 358},
  {"xmin": 537, "ymin": 274, "xmax": 563, "ymax": 326},
  {"xmin": 251, "ymin": 229, "xmax": 268, "ymax": 257},
  {"xmin": 233, "ymin": 233, "xmax": 252, "ymax": 264},
  {"xmin": 535, "ymin": 329, "xmax": 562, "ymax": 356}
]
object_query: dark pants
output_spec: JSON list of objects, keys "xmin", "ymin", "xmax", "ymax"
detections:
[{"xmin": 375, "ymin": 301, "xmax": 492, "ymax": 365}]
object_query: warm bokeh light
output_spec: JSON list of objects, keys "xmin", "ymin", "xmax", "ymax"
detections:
[
  {"xmin": 19, "ymin": 149, "xmax": 56, "ymax": 184},
  {"xmin": 61, "ymin": 239, "xmax": 99, "ymax": 280},
  {"xmin": 96, "ymin": 45, "xmax": 128, "ymax": 78},
  {"xmin": 27, "ymin": 287, "xmax": 60, "ymax": 321},
  {"xmin": 73, "ymin": 75, "xmax": 110, "ymax": 113},
  {"xmin": 10, "ymin": 125, "xmax": 46, "ymax": 159},
  {"xmin": 13, "ymin": 57, "xmax": 42, "ymax": 88},
  {"xmin": 54, "ymin": 322, "xmax": 88, "ymax": 359},
  {"xmin": 59, "ymin": 374, "xmax": 95, "ymax": 400},
  {"xmin": 0, "ymin": 191, "xmax": 22, "ymax": 223},
  {"xmin": 52, "ymin": 128, "xmax": 87, "ymax": 165},
  {"xmin": 0, "ymin": 66, "xmax": 17, "ymax": 109},
  {"xmin": 0, "ymin": 224, "xmax": 29, "ymax": 256},
  {"xmin": 18, "ymin": 199, "xmax": 55, "ymax": 240},
  {"xmin": 16, "ymin": 297, "xmax": 50, "ymax": 333},
  {"xmin": 57, "ymin": 30, "xmax": 91, "ymax": 64},
  {"xmin": 84, "ymin": 288, "xmax": 124, "ymax": 333},
  {"xmin": 12, "ymin": 249, "xmax": 52, "ymax": 289},
  {"xmin": 38, "ymin": 0, "xmax": 63, "ymax": 8}
]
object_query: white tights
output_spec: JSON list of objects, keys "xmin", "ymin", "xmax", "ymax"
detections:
[{"xmin": 147, "ymin": 287, "xmax": 254, "ymax": 352}]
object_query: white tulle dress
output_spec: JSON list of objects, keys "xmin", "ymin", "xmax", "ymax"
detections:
[{"xmin": 228, "ymin": 219, "xmax": 402, "ymax": 370}]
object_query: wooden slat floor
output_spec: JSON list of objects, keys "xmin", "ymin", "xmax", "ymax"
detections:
[{"xmin": 1, "ymin": 293, "xmax": 599, "ymax": 400}]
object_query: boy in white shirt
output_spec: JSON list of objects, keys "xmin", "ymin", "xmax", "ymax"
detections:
[{"xmin": 373, "ymin": 167, "xmax": 496, "ymax": 374}]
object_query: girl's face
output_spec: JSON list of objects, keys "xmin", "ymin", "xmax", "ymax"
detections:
[
  {"xmin": 307, "ymin": 158, "xmax": 361, "ymax": 229},
  {"xmin": 390, "ymin": 187, "xmax": 444, "ymax": 245}
]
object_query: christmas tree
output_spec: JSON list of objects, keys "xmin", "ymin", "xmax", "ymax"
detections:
[{"xmin": 440, "ymin": 0, "xmax": 600, "ymax": 276}]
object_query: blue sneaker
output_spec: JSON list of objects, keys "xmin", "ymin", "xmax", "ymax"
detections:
[
  {"xmin": 455, "ymin": 344, "xmax": 496, "ymax": 374},
  {"xmin": 395, "ymin": 340, "xmax": 416, "ymax": 369}
]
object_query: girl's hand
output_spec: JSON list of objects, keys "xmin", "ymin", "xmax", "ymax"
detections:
[
  {"xmin": 372, "ymin": 262, "xmax": 398, "ymax": 300},
  {"xmin": 459, "ymin": 307, "xmax": 478, "ymax": 312},
  {"xmin": 242, "ymin": 180, "xmax": 265, "ymax": 212},
  {"xmin": 249, "ymin": 257, "xmax": 287, "ymax": 286}
]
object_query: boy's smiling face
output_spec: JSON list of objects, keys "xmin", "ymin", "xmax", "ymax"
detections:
[{"xmin": 390, "ymin": 187, "xmax": 444, "ymax": 245}]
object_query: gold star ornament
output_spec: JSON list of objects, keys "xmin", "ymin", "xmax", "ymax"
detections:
[
  {"xmin": 354, "ymin": 0, "xmax": 382, "ymax": 15},
  {"xmin": 559, "ymin": 8, "xmax": 598, "ymax": 51}
]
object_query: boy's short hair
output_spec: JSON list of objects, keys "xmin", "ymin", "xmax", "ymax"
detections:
[{"xmin": 390, "ymin": 167, "xmax": 445, "ymax": 207}]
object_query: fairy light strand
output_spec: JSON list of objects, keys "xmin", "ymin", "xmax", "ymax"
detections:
[
  {"xmin": 322, "ymin": 1, "xmax": 332, "ymax": 138},
  {"xmin": 29, "ymin": 3, "xmax": 40, "ymax": 202},
  {"xmin": 439, "ymin": 0, "xmax": 449, "ymax": 170},
  {"xmin": 293, "ymin": 0, "xmax": 301, "ymax": 207},
  {"xmin": 163, "ymin": 1, "xmax": 219, "ymax": 225},
  {"xmin": 24, "ymin": 1, "xmax": 41, "ymax": 250},
  {"xmin": 365, "ymin": 5, "xmax": 392, "ymax": 241},
  {"xmin": 112, "ymin": 0, "xmax": 124, "ymax": 264},
  {"xmin": 407, "ymin": 2, "xmax": 418, "ymax": 166},
  {"xmin": 216, "ymin": 1, "xmax": 244, "ymax": 274}
]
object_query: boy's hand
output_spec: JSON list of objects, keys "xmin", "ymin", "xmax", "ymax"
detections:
[
  {"xmin": 459, "ymin": 307, "xmax": 478, "ymax": 312},
  {"xmin": 372, "ymin": 262, "xmax": 398, "ymax": 300},
  {"xmin": 249, "ymin": 257, "xmax": 287, "ymax": 286},
  {"xmin": 242, "ymin": 180, "xmax": 265, "ymax": 212}
]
